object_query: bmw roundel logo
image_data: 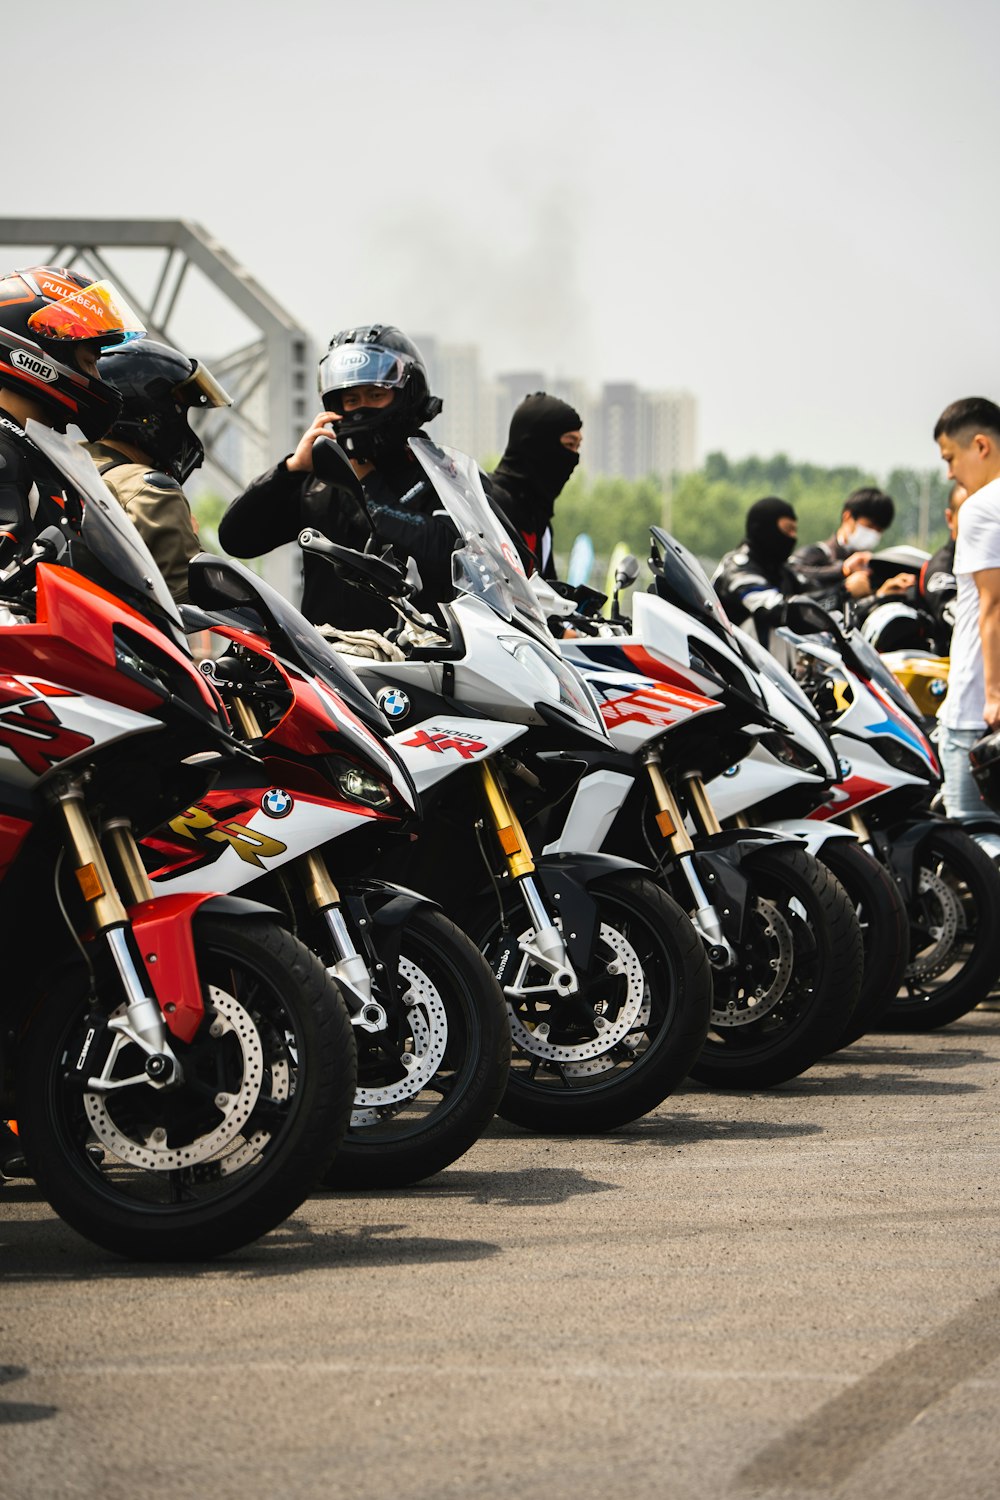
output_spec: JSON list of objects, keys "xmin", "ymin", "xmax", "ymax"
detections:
[
  {"xmin": 722, "ymin": 764, "xmax": 740, "ymax": 778},
  {"xmin": 929, "ymin": 678, "xmax": 947, "ymax": 699},
  {"xmin": 261, "ymin": 787, "xmax": 294, "ymax": 818},
  {"xmin": 838, "ymin": 758, "xmax": 853, "ymax": 780},
  {"xmin": 378, "ymin": 687, "xmax": 410, "ymax": 720}
]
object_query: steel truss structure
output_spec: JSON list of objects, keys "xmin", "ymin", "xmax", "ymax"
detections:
[{"xmin": 0, "ymin": 218, "xmax": 316, "ymax": 596}]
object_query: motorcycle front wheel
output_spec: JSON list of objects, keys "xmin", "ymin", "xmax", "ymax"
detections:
[
  {"xmin": 321, "ymin": 908, "xmax": 511, "ymax": 1189},
  {"xmin": 816, "ymin": 839, "xmax": 910, "ymax": 1050},
  {"xmin": 884, "ymin": 824, "xmax": 1000, "ymax": 1029},
  {"xmin": 688, "ymin": 846, "xmax": 863, "ymax": 1088},
  {"xmin": 477, "ymin": 871, "xmax": 712, "ymax": 1134},
  {"xmin": 18, "ymin": 916, "xmax": 357, "ymax": 1261}
]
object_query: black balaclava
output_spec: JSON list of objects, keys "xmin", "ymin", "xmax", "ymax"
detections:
[
  {"xmin": 492, "ymin": 392, "xmax": 582, "ymax": 524},
  {"xmin": 745, "ymin": 496, "xmax": 797, "ymax": 570}
]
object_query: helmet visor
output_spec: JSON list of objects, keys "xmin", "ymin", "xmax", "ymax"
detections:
[
  {"xmin": 318, "ymin": 343, "xmax": 407, "ymax": 401},
  {"xmin": 26, "ymin": 278, "xmax": 145, "ymax": 350},
  {"xmin": 173, "ymin": 361, "xmax": 233, "ymax": 410}
]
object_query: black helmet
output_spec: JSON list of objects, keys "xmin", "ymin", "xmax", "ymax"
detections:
[
  {"xmin": 0, "ymin": 267, "xmax": 145, "ymax": 440},
  {"xmin": 97, "ymin": 340, "xmax": 232, "ymax": 483},
  {"xmin": 317, "ymin": 324, "xmax": 442, "ymax": 463},
  {"xmin": 971, "ymin": 730, "xmax": 1000, "ymax": 812}
]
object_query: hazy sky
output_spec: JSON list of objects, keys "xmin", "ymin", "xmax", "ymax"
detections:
[{"xmin": 4, "ymin": 0, "xmax": 997, "ymax": 474}]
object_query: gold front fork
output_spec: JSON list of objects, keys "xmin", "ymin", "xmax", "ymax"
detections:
[
  {"xmin": 683, "ymin": 773, "xmax": 724, "ymax": 837},
  {"xmin": 642, "ymin": 755, "xmax": 694, "ymax": 854},
  {"xmin": 58, "ymin": 791, "xmax": 130, "ymax": 931},
  {"xmin": 480, "ymin": 762, "xmax": 536, "ymax": 878}
]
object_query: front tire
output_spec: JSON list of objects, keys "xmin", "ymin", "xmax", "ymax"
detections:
[
  {"xmin": 688, "ymin": 846, "xmax": 863, "ymax": 1088},
  {"xmin": 322, "ymin": 909, "xmax": 510, "ymax": 1189},
  {"xmin": 18, "ymin": 917, "xmax": 357, "ymax": 1261},
  {"xmin": 477, "ymin": 872, "xmax": 712, "ymax": 1134},
  {"xmin": 884, "ymin": 824, "xmax": 1000, "ymax": 1030},
  {"xmin": 817, "ymin": 839, "xmax": 910, "ymax": 1049}
]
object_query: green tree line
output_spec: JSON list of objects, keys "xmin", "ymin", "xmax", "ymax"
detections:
[{"xmin": 552, "ymin": 453, "xmax": 951, "ymax": 581}]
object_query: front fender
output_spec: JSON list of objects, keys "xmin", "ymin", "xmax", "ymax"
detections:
[
  {"xmin": 128, "ymin": 892, "xmax": 281, "ymax": 1043},
  {"xmin": 532, "ymin": 851, "xmax": 652, "ymax": 972},
  {"xmin": 871, "ymin": 817, "xmax": 946, "ymax": 903},
  {"xmin": 765, "ymin": 818, "xmax": 857, "ymax": 858}
]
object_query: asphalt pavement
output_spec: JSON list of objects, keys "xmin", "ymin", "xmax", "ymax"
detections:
[{"xmin": 3, "ymin": 1012, "xmax": 1000, "ymax": 1500}]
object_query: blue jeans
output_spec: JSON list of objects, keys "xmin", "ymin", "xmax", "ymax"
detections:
[{"xmin": 938, "ymin": 724, "xmax": 989, "ymax": 818}]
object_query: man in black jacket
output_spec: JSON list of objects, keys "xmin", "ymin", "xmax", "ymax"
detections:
[
  {"xmin": 489, "ymin": 392, "xmax": 582, "ymax": 578},
  {"xmin": 712, "ymin": 496, "xmax": 803, "ymax": 651},
  {"xmin": 790, "ymin": 487, "xmax": 897, "ymax": 610},
  {"xmin": 218, "ymin": 325, "xmax": 455, "ymax": 631}
]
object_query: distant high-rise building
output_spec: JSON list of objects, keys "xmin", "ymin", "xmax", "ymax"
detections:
[
  {"xmin": 597, "ymin": 383, "xmax": 648, "ymax": 479},
  {"xmin": 645, "ymin": 390, "xmax": 698, "ymax": 480},
  {"xmin": 375, "ymin": 336, "xmax": 697, "ymax": 474}
]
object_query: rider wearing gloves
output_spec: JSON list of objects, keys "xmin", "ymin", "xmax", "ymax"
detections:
[
  {"xmin": 0, "ymin": 265, "xmax": 145, "ymax": 1179},
  {"xmin": 713, "ymin": 496, "xmax": 803, "ymax": 651},
  {"xmin": 86, "ymin": 340, "xmax": 232, "ymax": 604},
  {"xmin": 489, "ymin": 392, "xmax": 583, "ymax": 579},
  {"xmin": 218, "ymin": 325, "xmax": 454, "ymax": 631}
]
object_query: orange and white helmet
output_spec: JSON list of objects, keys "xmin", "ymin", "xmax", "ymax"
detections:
[{"xmin": 0, "ymin": 267, "xmax": 145, "ymax": 440}]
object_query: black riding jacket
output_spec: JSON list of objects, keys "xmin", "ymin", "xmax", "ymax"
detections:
[
  {"xmin": 0, "ymin": 414, "xmax": 75, "ymax": 570},
  {"xmin": 712, "ymin": 542, "xmax": 804, "ymax": 649},
  {"xmin": 218, "ymin": 439, "xmax": 457, "ymax": 631}
]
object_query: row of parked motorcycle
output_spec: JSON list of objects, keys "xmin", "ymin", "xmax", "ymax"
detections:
[{"xmin": 4, "ymin": 425, "xmax": 998, "ymax": 1261}]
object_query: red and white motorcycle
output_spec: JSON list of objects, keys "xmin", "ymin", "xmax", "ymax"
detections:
[{"xmin": 0, "ymin": 425, "xmax": 356, "ymax": 1260}]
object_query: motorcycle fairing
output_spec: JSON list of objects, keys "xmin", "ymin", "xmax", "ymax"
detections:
[
  {"xmin": 144, "ymin": 784, "xmax": 380, "ymax": 890},
  {"xmin": 0, "ymin": 811, "xmax": 32, "ymax": 879},
  {"xmin": 387, "ymin": 715, "xmax": 525, "ymax": 792},
  {"xmin": 1, "ymin": 564, "xmax": 218, "ymax": 718},
  {"xmin": 0, "ymin": 671, "xmax": 160, "ymax": 787},
  {"xmin": 560, "ymin": 652, "xmax": 722, "ymax": 755}
]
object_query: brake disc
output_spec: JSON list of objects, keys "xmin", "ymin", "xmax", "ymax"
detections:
[
  {"xmin": 906, "ymin": 865, "xmax": 962, "ymax": 982},
  {"xmin": 711, "ymin": 897, "xmax": 795, "ymax": 1028},
  {"xmin": 506, "ymin": 922, "xmax": 646, "ymax": 1063},
  {"xmin": 351, "ymin": 958, "xmax": 449, "ymax": 1125},
  {"xmin": 83, "ymin": 986, "xmax": 265, "ymax": 1172}
]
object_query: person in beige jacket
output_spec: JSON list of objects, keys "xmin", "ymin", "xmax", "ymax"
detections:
[{"xmin": 87, "ymin": 339, "xmax": 231, "ymax": 602}]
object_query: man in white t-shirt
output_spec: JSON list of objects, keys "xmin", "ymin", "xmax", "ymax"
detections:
[{"xmin": 934, "ymin": 396, "xmax": 1000, "ymax": 815}]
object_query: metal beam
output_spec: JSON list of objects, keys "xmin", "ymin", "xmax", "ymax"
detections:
[{"xmin": 0, "ymin": 218, "xmax": 316, "ymax": 601}]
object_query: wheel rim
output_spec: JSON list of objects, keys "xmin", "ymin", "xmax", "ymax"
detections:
[
  {"xmin": 484, "ymin": 889, "xmax": 678, "ymax": 1096},
  {"xmin": 42, "ymin": 941, "xmax": 308, "ymax": 1211}
]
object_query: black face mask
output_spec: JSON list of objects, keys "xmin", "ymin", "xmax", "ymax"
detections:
[
  {"xmin": 745, "ymin": 496, "xmax": 797, "ymax": 569},
  {"xmin": 493, "ymin": 392, "xmax": 583, "ymax": 518}
]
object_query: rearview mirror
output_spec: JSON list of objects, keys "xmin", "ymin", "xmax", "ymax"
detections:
[
  {"xmin": 615, "ymin": 554, "xmax": 640, "ymax": 588},
  {"xmin": 310, "ymin": 436, "xmax": 373, "ymax": 537}
]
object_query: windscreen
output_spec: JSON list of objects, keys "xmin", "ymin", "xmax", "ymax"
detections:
[
  {"xmin": 192, "ymin": 554, "xmax": 392, "ymax": 737},
  {"xmin": 408, "ymin": 437, "xmax": 552, "ymax": 642},
  {"xmin": 845, "ymin": 626, "xmax": 926, "ymax": 724},
  {"xmin": 26, "ymin": 421, "xmax": 186, "ymax": 643},
  {"xmin": 649, "ymin": 526, "xmax": 735, "ymax": 638}
]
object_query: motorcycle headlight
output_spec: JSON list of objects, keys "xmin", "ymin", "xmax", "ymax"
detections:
[
  {"xmin": 759, "ymin": 731, "xmax": 826, "ymax": 778},
  {"xmin": 872, "ymin": 734, "xmax": 936, "ymax": 782},
  {"xmin": 498, "ymin": 636, "xmax": 606, "ymax": 733},
  {"xmin": 330, "ymin": 759, "xmax": 395, "ymax": 809}
]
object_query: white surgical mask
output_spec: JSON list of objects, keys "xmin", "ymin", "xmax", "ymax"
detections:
[{"xmin": 847, "ymin": 524, "xmax": 882, "ymax": 552}]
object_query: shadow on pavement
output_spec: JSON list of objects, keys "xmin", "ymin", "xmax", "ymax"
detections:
[
  {"xmin": 772, "ymin": 1068, "xmax": 982, "ymax": 1098},
  {"xmin": 0, "ymin": 1201, "xmax": 501, "ymax": 1282},
  {"xmin": 617, "ymin": 1113, "xmax": 824, "ymax": 1144},
  {"xmin": 387, "ymin": 1165, "xmax": 618, "ymax": 1207},
  {"xmin": 825, "ymin": 1041, "xmax": 989, "ymax": 1069},
  {"xmin": 0, "ymin": 1366, "xmax": 57, "ymax": 1425}
]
